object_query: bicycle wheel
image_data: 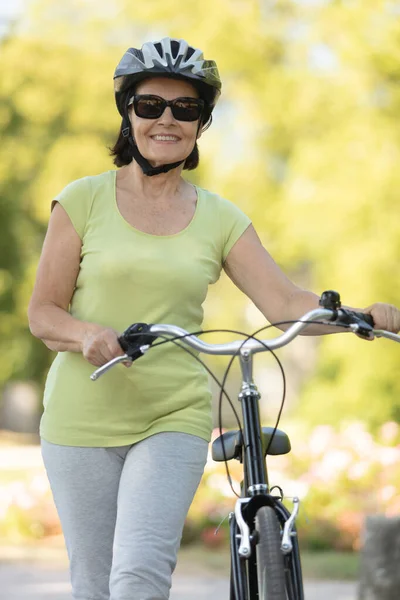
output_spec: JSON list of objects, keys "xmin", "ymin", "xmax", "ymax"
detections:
[{"xmin": 255, "ymin": 506, "xmax": 287, "ymax": 600}]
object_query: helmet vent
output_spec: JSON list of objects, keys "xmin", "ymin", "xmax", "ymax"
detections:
[
  {"xmin": 154, "ymin": 42, "xmax": 163, "ymax": 57},
  {"xmin": 131, "ymin": 48, "xmax": 144, "ymax": 61},
  {"xmin": 171, "ymin": 40, "xmax": 180, "ymax": 59},
  {"xmin": 186, "ymin": 46, "xmax": 196, "ymax": 60}
]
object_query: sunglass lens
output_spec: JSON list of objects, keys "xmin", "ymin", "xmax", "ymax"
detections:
[
  {"xmin": 135, "ymin": 96, "xmax": 164, "ymax": 118},
  {"xmin": 173, "ymin": 99, "xmax": 202, "ymax": 121}
]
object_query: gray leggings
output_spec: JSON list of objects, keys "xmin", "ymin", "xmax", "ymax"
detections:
[{"xmin": 41, "ymin": 432, "xmax": 208, "ymax": 600}]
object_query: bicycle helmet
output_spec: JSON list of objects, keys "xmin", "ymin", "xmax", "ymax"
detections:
[{"xmin": 113, "ymin": 37, "xmax": 221, "ymax": 176}]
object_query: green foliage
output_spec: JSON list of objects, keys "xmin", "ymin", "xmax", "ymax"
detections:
[{"xmin": 0, "ymin": 0, "xmax": 398, "ymax": 433}]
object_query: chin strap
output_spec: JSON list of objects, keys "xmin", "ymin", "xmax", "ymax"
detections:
[{"xmin": 122, "ymin": 124, "xmax": 184, "ymax": 176}]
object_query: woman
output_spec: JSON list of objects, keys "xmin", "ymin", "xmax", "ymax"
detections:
[{"xmin": 28, "ymin": 37, "xmax": 400, "ymax": 600}]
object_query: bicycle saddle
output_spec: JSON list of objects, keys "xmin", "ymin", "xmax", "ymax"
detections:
[{"xmin": 212, "ymin": 427, "xmax": 291, "ymax": 462}]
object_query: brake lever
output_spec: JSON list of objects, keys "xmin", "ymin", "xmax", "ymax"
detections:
[
  {"xmin": 336, "ymin": 309, "xmax": 374, "ymax": 339},
  {"xmin": 90, "ymin": 322, "xmax": 156, "ymax": 381},
  {"xmin": 90, "ymin": 344, "xmax": 152, "ymax": 381},
  {"xmin": 90, "ymin": 354, "xmax": 131, "ymax": 381},
  {"xmin": 348, "ymin": 322, "xmax": 374, "ymax": 340}
]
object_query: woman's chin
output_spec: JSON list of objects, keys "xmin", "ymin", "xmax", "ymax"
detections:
[{"xmin": 145, "ymin": 154, "xmax": 187, "ymax": 167}]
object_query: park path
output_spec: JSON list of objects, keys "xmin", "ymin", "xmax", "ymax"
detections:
[
  {"xmin": 0, "ymin": 561, "xmax": 358, "ymax": 599},
  {"xmin": 1, "ymin": 444, "xmax": 358, "ymax": 598}
]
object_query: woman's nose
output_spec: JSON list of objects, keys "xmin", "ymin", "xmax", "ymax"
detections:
[{"xmin": 158, "ymin": 106, "xmax": 175, "ymax": 124}]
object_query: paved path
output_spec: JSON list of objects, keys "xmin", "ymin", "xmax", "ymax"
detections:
[{"xmin": 0, "ymin": 562, "xmax": 358, "ymax": 599}]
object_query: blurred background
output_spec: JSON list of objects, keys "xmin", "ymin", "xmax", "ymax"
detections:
[{"xmin": 0, "ymin": 0, "xmax": 399, "ymax": 581}]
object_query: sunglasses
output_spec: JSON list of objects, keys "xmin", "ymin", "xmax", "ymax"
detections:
[{"xmin": 128, "ymin": 94, "xmax": 204, "ymax": 122}]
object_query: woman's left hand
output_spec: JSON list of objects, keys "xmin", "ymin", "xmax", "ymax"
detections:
[{"xmin": 363, "ymin": 303, "xmax": 400, "ymax": 333}]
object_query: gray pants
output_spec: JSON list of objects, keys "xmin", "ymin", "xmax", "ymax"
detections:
[{"xmin": 41, "ymin": 432, "xmax": 208, "ymax": 600}]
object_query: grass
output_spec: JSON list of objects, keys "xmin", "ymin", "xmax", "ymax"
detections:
[
  {"xmin": 0, "ymin": 536, "xmax": 359, "ymax": 580},
  {"xmin": 300, "ymin": 550, "xmax": 359, "ymax": 580},
  {"xmin": 177, "ymin": 544, "xmax": 360, "ymax": 581}
]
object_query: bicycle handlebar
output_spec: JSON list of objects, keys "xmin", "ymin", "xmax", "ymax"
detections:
[{"xmin": 90, "ymin": 299, "xmax": 400, "ymax": 381}]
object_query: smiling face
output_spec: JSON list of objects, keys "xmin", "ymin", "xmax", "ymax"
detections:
[{"xmin": 128, "ymin": 77, "xmax": 202, "ymax": 168}]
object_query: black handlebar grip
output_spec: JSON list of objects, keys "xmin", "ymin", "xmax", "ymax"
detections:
[
  {"xmin": 320, "ymin": 292, "xmax": 375, "ymax": 329},
  {"xmin": 118, "ymin": 323, "xmax": 156, "ymax": 361},
  {"xmin": 335, "ymin": 309, "xmax": 375, "ymax": 330},
  {"xmin": 350, "ymin": 311, "xmax": 374, "ymax": 327}
]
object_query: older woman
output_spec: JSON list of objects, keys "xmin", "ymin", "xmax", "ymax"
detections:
[{"xmin": 28, "ymin": 38, "xmax": 400, "ymax": 600}]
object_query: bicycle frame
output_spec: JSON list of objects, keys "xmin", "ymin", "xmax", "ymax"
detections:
[
  {"xmin": 232, "ymin": 350, "xmax": 267, "ymax": 600},
  {"xmin": 229, "ymin": 348, "xmax": 304, "ymax": 600}
]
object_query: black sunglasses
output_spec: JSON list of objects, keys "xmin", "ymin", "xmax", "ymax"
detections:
[{"xmin": 128, "ymin": 94, "xmax": 204, "ymax": 122}]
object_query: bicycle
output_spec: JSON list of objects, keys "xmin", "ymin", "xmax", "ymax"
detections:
[{"xmin": 90, "ymin": 290, "xmax": 400, "ymax": 599}]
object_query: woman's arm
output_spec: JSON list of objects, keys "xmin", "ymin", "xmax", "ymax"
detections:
[
  {"xmin": 224, "ymin": 225, "xmax": 400, "ymax": 334},
  {"xmin": 28, "ymin": 203, "xmax": 126, "ymax": 366},
  {"xmin": 28, "ymin": 202, "xmax": 94, "ymax": 351}
]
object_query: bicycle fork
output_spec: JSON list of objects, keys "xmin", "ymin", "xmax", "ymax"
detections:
[{"xmin": 233, "ymin": 496, "xmax": 301, "ymax": 558}]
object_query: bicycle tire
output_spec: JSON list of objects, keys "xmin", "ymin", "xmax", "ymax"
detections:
[{"xmin": 255, "ymin": 506, "xmax": 287, "ymax": 600}]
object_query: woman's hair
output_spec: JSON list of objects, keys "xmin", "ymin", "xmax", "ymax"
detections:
[{"xmin": 109, "ymin": 86, "xmax": 205, "ymax": 170}]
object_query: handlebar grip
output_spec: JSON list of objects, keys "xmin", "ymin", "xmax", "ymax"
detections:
[
  {"xmin": 334, "ymin": 309, "xmax": 375, "ymax": 330},
  {"xmin": 118, "ymin": 322, "xmax": 157, "ymax": 361},
  {"xmin": 349, "ymin": 311, "xmax": 374, "ymax": 327},
  {"xmin": 319, "ymin": 292, "xmax": 374, "ymax": 328}
]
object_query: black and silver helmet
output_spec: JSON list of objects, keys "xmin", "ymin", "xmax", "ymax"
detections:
[{"xmin": 113, "ymin": 38, "xmax": 222, "ymax": 176}]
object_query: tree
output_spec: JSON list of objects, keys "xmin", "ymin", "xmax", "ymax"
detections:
[{"xmin": 0, "ymin": 0, "xmax": 398, "ymax": 431}]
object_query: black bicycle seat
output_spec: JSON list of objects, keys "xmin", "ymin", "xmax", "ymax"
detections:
[{"xmin": 212, "ymin": 427, "xmax": 291, "ymax": 462}]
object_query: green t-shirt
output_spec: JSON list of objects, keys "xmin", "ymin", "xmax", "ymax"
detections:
[{"xmin": 40, "ymin": 170, "xmax": 251, "ymax": 446}]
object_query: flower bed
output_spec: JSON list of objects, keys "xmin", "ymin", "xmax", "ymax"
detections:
[{"xmin": 1, "ymin": 421, "xmax": 399, "ymax": 551}]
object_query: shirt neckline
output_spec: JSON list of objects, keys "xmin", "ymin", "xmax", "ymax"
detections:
[{"xmin": 111, "ymin": 170, "xmax": 201, "ymax": 238}]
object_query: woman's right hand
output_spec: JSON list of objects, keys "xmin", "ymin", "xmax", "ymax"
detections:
[{"xmin": 81, "ymin": 324, "xmax": 130, "ymax": 367}]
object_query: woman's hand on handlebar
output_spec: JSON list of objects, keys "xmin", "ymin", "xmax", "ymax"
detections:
[
  {"xmin": 81, "ymin": 324, "xmax": 131, "ymax": 367},
  {"xmin": 362, "ymin": 303, "xmax": 400, "ymax": 334}
]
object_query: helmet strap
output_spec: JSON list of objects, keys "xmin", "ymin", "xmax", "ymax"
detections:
[{"xmin": 126, "ymin": 131, "xmax": 184, "ymax": 176}]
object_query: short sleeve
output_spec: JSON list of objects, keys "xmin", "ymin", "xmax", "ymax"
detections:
[
  {"xmin": 219, "ymin": 197, "xmax": 252, "ymax": 262},
  {"xmin": 51, "ymin": 177, "xmax": 92, "ymax": 240}
]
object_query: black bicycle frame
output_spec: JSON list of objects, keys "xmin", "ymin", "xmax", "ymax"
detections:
[
  {"xmin": 229, "ymin": 350, "xmax": 270, "ymax": 600},
  {"xmin": 230, "ymin": 513, "xmax": 249, "ymax": 600},
  {"xmin": 230, "ymin": 350, "xmax": 305, "ymax": 600}
]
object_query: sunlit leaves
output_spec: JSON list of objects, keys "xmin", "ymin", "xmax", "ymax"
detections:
[{"xmin": 0, "ymin": 0, "xmax": 398, "ymax": 429}]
